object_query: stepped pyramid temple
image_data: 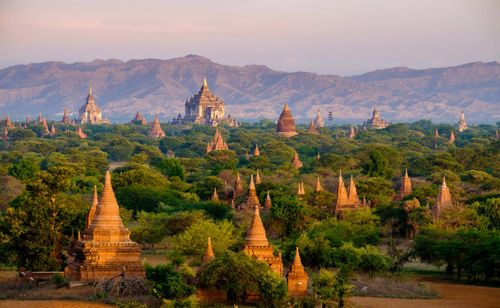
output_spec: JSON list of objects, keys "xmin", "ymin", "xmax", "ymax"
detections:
[
  {"xmin": 458, "ymin": 111, "xmax": 468, "ymax": 132},
  {"xmin": 276, "ymin": 104, "xmax": 298, "ymax": 137},
  {"xmin": 65, "ymin": 171, "xmax": 144, "ymax": 280},
  {"xmin": 336, "ymin": 171, "xmax": 362, "ymax": 214},
  {"xmin": 243, "ymin": 205, "xmax": 283, "ymax": 276},
  {"xmin": 148, "ymin": 115, "xmax": 166, "ymax": 138},
  {"xmin": 181, "ymin": 78, "xmax": 238, "ymax": 127},
  {"xmin": 245, "ymin": 174, "xmax": 261, "ymax": 209},
  {"xmin": 287, "ymin": 247, "xmax": 309, "ymax": 296},
  {"xmin": 433, "ymin": 177, "xmax": 452, "ymax": 220},
  {"xmin": 206, "ymin": 128, "xmax": 229, "ymax": 153},
  {"xmin": 78, "ymin": 87, "xmax": 110, "ymax": 125},
  {"xmin": 399, "ymin": 169, "xmax": 412, "ymax": 199},
  {"xmin": 131, "ymin": 112, "xmax": 147, "ymax": 125},
  {"xmin": 313, "ymin": 109, "xmax": 324, "ymax": 128},
  {"xmin": 365, "ymin": 108, "xmax": 389, "ymax": 129}
]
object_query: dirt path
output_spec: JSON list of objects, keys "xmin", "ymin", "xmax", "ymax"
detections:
[
  {"xmin": 351, "ymin": 280, "xmax": 500, "ymax": 308},
  {"xmin": 0, "ymin": 300, "xmax": 113, "ymax": 308}
]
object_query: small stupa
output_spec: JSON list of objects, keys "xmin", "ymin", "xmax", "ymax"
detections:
[
  {"xmin": 202, "ymin": 237, "xmax": 215, "ymax": 263},
  {"xmin": 307, "ymin": 121, "xmax": 319, "ymax": 135},
  {"xmin": 211, "ymin": 188, "xmax": 220, "ymax": 202},
  {"xmin": 291, "ymin": 151, "xmax": 303, "ymax": 169},
  {"xmin": 148, "ymin": 114, "xmax": 166, "ymax": 138},
  {"xmin": 245, "ymin": 174, "xmax": 261, "ymax": 209},
  {"xmin": 253, "ymin": 144, "xmax": 260, "ymax": 157},
  {"xmin": 314, "ymin": 177, "xmax": 323, "ymax": 193},
  {"xmin": 131, "ymin": 112, "xmax": 147, "ymax": 125},
  {"xmin": 287, "ymin": 247, "xmax": 308, "ymax": 297},
  {"xmin": 433, "ymin": 177, "xmax": 452, "ymax": 220},
  {"xmin": 313, "ymin": 109, "xmax": 324, "ymax": 128},
  {"xmin": 458, "ymin": 111, "xmax": 468, "ymax": 132},
  {"xmin": 264, "ymin": 191, "xmax": 272, "ymax": 208},
  {"xmin": 399, "ymin": 169, "xmax": 412, "ymax": 199},
  {"xmin": 276, "ymin": 103, "xmax": 298, "ymax": 137},
  {"xmin": 233, "ymin": 172, "xmax": 244, "ymax": 199}
]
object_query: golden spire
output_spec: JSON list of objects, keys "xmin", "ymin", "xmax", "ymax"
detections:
[
  {"xmin": 245, "ymin": 205, "xmax": 269, "ymax": 247},
  {"xmin": 315, "ymin": 177, "xmax": 322, "ymax": 192},
  {"xmin": 249, "ymin": 174, "xmax": 256, "ymax": 191},
  {"xmin": 264, "ymin": 190, "xmax": 272, "ymax": 208},
  {"xmin": 255, "ymin": 170, "xmax": 262, "ymax": 184},
  {"xmin": 348, "ymin": 175, "xmax": 360, "ymax": 205},
  {"xmin": 399, "ymin": 169, "xmax": 412, "ymax": 198},
  {"xmin": 211, "ymin": 187, "xmax": 219, "ymax": 202},
  {"xmin": 292, "ymin": 246, "xmax": 303, "ymax": 267},
  {"xmin": 253, "ymin": 144, "xmax": 260, "ymax": 157},
  {"xmin": 202, "ymin": 237, "xmax": 215, "ymax": 263},
  {"xmin": 283, "ymin": 103, "xmax": 290, "ymax": 112},
  {"xmin": 203, "ymin": 77, "xmax": 208, "ymax": 87},
  {"xmin": 89, "ymin": 85, "xmax": 92, "ymax": 96},
  {"xmin": 246, "ymin": 174, "xmax": 261, "ymax": 208},
  {"xmin": 91, "ymin": 171, "xmax": 123, "ymax": 227}
]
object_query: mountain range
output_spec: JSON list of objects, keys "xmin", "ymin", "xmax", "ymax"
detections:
[{"xmin": 0, "ymin": 55, "xmax": 499, "ymax": 123}]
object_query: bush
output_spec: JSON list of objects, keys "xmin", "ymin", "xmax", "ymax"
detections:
[
  {"xmin": 95, "ymin": 276, "xmax": 147, "ymax": 297},
  {"xmin": 51, "ymin": 273, "xmax": 70, "ymax": 288},
  {"xmin": 145, "ymin": 264, "xmax": 196, "ymax": 300}
]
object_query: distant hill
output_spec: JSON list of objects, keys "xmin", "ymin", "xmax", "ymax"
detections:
[{"xmin": 0, "ymin": 55, "xmax": 499, "ymax": 123}]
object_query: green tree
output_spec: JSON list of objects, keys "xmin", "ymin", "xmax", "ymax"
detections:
[
  {"xmin": 313, "ymin": 268, "xmax": 354, "ymax": 308},
  {"xmin": 362, "ymin": 150, "xmax": 393, "ymax": 179},
  {"xmin": 269, "ymin": 195, "xmax": 308, "ymax": 236},
  {"xmin": 198, "ymin": 251, "xmax": 287, "ymax": 306},
  {"xmin": 145, "ymin": 263, "xmax": 196, "ymax": 300},
  {"xmin": 157, "ymin": 158, "xmax": 185, "ymax": 179},
  {"xmin": 8, "ymin": 158, "xmax": 40, "ymax": 181}
]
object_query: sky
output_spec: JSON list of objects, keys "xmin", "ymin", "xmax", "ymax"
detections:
[{"xmin": 0, "ymin": 0, "xmax": 499, "ymax": 75}]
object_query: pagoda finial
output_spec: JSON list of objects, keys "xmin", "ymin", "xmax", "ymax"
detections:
[
  {"xmin": 315, "ymin": 177, "xmax": 322, "ymax": 192},
  {"xmin": 89, "ymin": 85, "xmax": 92, "ymax": 96},
  {"xmin": 293, "ymin": 246, "xmax": 303, "ymax": 266},
  {"xmin": 249, "ymin": 174, "xmax": 256, "ymax": 191},
  {"xmin": 204, "ymin": 77, "xmax": 207, "ymax": 87},
  {"xmin": 91, "ymin": 170, "xmax": 123, "ymax": 227}
]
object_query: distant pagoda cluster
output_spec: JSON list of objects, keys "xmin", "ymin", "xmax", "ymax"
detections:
[
  {"xmin": 78, "ymin": 87, "xmax": 110, "ymax": 125},
  {"xmin": 364, "ymin": 108, "xmax": 389, "ymax": 129},
  {"xmin": 172, "ymin": 78, "xmax": 239, "ymax": 127}
]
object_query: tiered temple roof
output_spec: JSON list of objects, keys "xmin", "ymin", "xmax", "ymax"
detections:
[
  {"xmin": 78, "ymin": 87, "xmax": 110, "ymax": 125},
  {"xmin": 433, "ymin": 177, "xmax": 452, "ymax": 220},
  {"xmin": 243, "ymin": 205, "xmax": 283, "ymax": 276},
  {"xmin": 206, "ymin": 128, "xmax": 229, "ymax": 153},
  {"xmin": 276, "ymin": 104, "xmax": 298, "ymax": 137},
  {"xmin": 287, "ymin": 247, "xmax": 308, "ymax": 296},
  {"xmin": 365, "ymin": 108, "xmax": 389, "ymax": 129},
  {"xmin": 65, "ymin": 171, "xmax": 144, "ymax": 280},
  {"xmin": 182, "ymin": 78, "xmax": 238, "ymax": 127},
  {"xmin": 148, "ymin": 115, "xmax": 166, "ymax": 138}
]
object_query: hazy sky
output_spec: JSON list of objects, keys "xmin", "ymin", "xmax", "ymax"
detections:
[{"xmin": 1, "ymin": 0, "xmax": 499, "ymax": 75}]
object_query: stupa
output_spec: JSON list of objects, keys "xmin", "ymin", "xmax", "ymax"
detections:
[
  {"xmin": 335, "ymin": 171, "xmax": 362, "ymax": 214},
  {"xmin": 244, "ymin": 174, "xmax": 261, "ymax": 209},
  {"xmin": 264, "ymin": 191, "xmax": 272, "ymax": 208},
  {"xmin": 307, "ymin": 121, "xmax": 319, "ymax": 135},
  {"xmin": 291, "ymin": 151, "xmax": 303, "ymax": 169},
  {"xmin": 287, "ymin": 247, "xmax": 308, "ymax": 296},
  {"xmin": 433, "ymin": 177, "xmax": 452, "ymax": 220},
  {"xmin": 243, "ymin": 205, "xmax": 283, "ymax": 276},
  {"xmin": 61, "ymin": 107, "xmax": 71, "ymax": 124},
  {"xmin": 148, "ymin": 115, "xmax": 166, "ymax": 138},
  {"xmin": 253, "ymin": 144, "xmax": 260, "ymax": 157},
  {"xmin": 65, "ymin": 171, "xmax": 144, "ymax": 280},
  {"xmin": 202, "ymin": 237, "xmax": 215, "ymax": 263},
  {"xmin": 276, "ymin": 103, "xmax": 298, "ymax": 137},
  {"xmin": 398, "ymin": 169, "xmax": 412, "ymax": 199}
]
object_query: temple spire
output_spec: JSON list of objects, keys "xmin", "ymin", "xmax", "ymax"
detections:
[
  {"xmin": 245, "ymin": 205, "xmax": 269, "ymax": 247},
  {"xmin": 203, "ymin": 77, "xmax": 208, "ymax": 88},
  {"xmin": 347, "ymin": 175, "xmax": 360, "ymax": 205},
  {"xmin": 255, "ymin": 170, "xmax": 262, "ymax": 184},
  {"xmin": 211, "ymin": 187, "xmax": 219, "ymax": 202},
  {"xmin": 264, "ymin": 190, "xmax": 272, "ymax": 208},
  {"xmin": 202, "ymin": 237, "xmax": 215, "ymax": 263},
  {"xmin": 434, "ymin": 176, "xmax": 452, "ymax": 220},
  {"xmin": 245, "ymin": 174, "xmax": 261, "ymax": 208},
  {"xmin": 91, "ymin": 171, "xmax": 123, "ymax": 227},
  {"xmin": 399, "ymin": 169, "xmax": 412, "ymax": 198},
  {"xmin": 86, "ymin": 185, "xmax": 98, "ymax": 228},
  {"xmin": 253, "ymin": 144, "xmax": 260, "ymax": 157},
  {"xmin": 315, "ymin": 177, "xmax": 322, "ymax": 192}
]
